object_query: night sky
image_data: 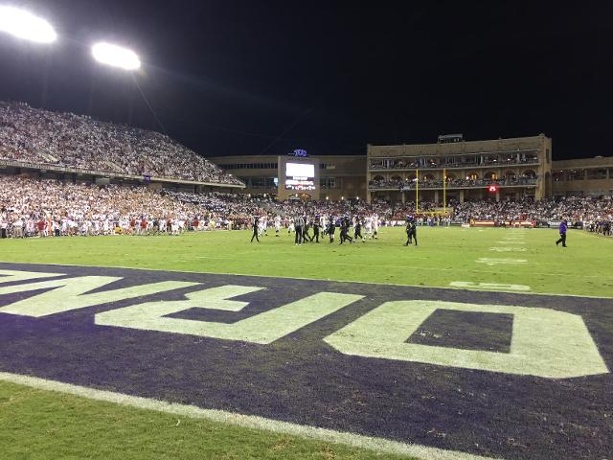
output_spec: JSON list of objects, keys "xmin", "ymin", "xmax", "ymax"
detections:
[{"xmin": 1, "ymin": 1, "xmax": 612, "ymax": 160}]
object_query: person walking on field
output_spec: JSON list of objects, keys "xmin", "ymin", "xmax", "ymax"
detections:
[
  {"xmin": 294, "ymin": 214, "xmax": 304, "ymax": 245},
  {"xmin": 555, "ymin": 219, "xmax": 568, "ymax": 247},
  {"xmin": 327, "ymin": 219, "xmax": 336, "ymax": 243},
  {"xmin": 354, "ymin": 218, "xmax": 365, "ymax": 243},
  {"xmin": 404, "ymin": 216, "xmax": 417, "ymax": 246},
  {"xmin": 250, "ymin": 215, "xmax": 260, "ymax": 243}
]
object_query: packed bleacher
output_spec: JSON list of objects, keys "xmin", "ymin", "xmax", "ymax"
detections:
[
  {"xmin": 0, "ymin": 101, "xmax": 243, "ymax": 186},
  {"xmin": 369, "ymin": 176, "xmax": 537, "ymax": 190},
  {"xmin": 451, "ymin": 195, "xmax": 613, "ymax": 229},
  {"xmin": 0, "ymin": 174, "xmax": 611, "ymax": 238}
]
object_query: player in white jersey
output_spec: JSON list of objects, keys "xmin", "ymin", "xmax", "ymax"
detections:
[
  {"xmin": 258, "ymin": 215, "xmax": 268, "ymax": 237},
  {"xmin": 371, "ymin": 214, "xmax": 379, "ymax": 239},
  {"xmin": 274, "ymin": 215, "xmax": 282, "ymax": 236},
  {"xmin": 364, "ymin": 215, "xmax": 373, "ymax": 238},
  {"xmin": 321, "ymin": 215, "xmax": 329, "ymax": 236}
]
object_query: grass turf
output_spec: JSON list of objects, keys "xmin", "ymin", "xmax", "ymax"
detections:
[
  {"xmin": 0, "ymin": 381, "xmax": 408, "ymax": 460},
  {"xmin": 0, "ymin": 226, "xmax": 609, "ymax": 297},
  {"xmin": 0, "ymin": 225, "xmax": 611, "ymax": 460}
]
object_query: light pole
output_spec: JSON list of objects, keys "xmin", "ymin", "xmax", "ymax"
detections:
[
  {"xmin": 1, "ymin": 7, "xmax": 153, "ymax": 129},
  {"xmin": 91, "ymin": 42, "xmax": 140, "ymax": 71},
  {"xmin": 0, "ymin": 6, "xmax": 57, "ymax": 107},
  {"xmin": 0, "ymin": 6, "xmax": 57, "ymax": 43},
  {"xmin": 90, "ymin": 41, "xmax": 141, "ymax": 124}
]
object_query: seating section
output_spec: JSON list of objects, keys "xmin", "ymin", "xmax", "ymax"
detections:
[{"xmin": 0, "ymin": 101, "xmax": 243, "ymax": 186}]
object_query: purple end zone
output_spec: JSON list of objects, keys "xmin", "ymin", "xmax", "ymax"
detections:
[{"xmin": 0, "ymin": 262, "xmax": 611, "ymax": 460}]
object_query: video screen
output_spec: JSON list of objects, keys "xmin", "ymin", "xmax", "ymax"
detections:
[
  {"xmin": 285, "ymin": 162, "xmax": 314, "ymax": 178},
  {"xmin": 285, "ymin": 162, "xmax": 315, "ymax": 191}
]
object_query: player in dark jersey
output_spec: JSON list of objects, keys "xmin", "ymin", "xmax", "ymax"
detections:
[
  {"xmin": 327, "ymin": 219, "xmax": 336, "ymax": 243},
  {"xmin": 354, "ymin": 218, "xmax": 365, "ymax": 243},
  {"xmin": 250, "ymin": 215, "xmax": 260, "ymax": 243},
  {"xmin": 339, "ymin": 217, "xmax": 353, "ymax": 244},
  {"xmin": 404, "ymin": 216, "xmax": 417, "ymax": 246},
  {"xmin": 311, "ymin": 218, "xmax": 321, "ymax": 243}
]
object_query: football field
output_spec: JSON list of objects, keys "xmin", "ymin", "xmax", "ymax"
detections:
[{"xmin": 0, "ymin": 226, "xmax": 611, "ymax": 459}]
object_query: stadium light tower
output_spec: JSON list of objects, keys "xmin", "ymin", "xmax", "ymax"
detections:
[
  {"xmin": 92, "ymin": 42, "xmax": 141, "ymax": 71},
  {"xmin": 0, "ymin": 5, "xmax": 57, "ymax": 43}
]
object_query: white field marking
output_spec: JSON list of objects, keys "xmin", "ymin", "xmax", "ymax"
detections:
[
  {"xmin": 0, "ymin": 269, "xmax": 64, "ymax": 284},
  {"xmin": 476, "ymin": 258, "xmax": 527, "ymax": 266},
  {"xmin": 324, "ymin": 300, "xmax": 608, "ymax": 378},
  {"xmin": 0, "ymin": 277, "xmax": 199, "ymax": 317},
  {"xmin": 96, "ymin": 291, "xmax": 364, "ymax": 344},
  {"xmin": 489, "ymin": 247, "xmax": 527, "ymax": 252},
  {"xmin": 0, "ymin": 372, "xmax": 500, "ymax": 460},
  {"xmin": 449, "ymin": 281, "xmax": 531, "ymax": 292},
  {"xmin": 2, "ymin": 263, "xmax": 611, "ymax": 301}
]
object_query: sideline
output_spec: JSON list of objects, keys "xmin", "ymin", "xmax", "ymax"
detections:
[
  {"xmin": 0, "ymin": 371, "xmax": 502, "ymax": 460},
  {"xmin": 0, "ymin": 260, "xmax": 611, "ymax": 299}
]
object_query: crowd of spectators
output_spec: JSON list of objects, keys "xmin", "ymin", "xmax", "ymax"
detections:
[
  {"xmin": 0, "ymin": 100, "xmax": 610, "ymax": 239},
  {"xmin": 451, "ymin": 195, "xmax": 613, "ymax": 228},
  {"xmin": 0, "ymin": 174, "xmax": 611, "ymax": 240},
  {"xmin": 0, "ymin": 101, "xmax": 243, "ymax": 186},
  {"xmin": 369, "ymin": 153, "xmax": 540, "ymax": 170},
  {"xmin": 369, "ymin": 176, "xmax": 537, "ymax": 190},
  {"xmin": 0, "ymin": 176, "xmax": 216, "ymax": 237}
]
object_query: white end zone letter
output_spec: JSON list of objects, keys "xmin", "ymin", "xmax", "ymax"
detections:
[
  {"xmin": 96, "ymin": 286, "xmax": 364, "ymax": 344},
  {"xmin": 324, "ymin": 300, "xmax": 609, "ymax": 379}
]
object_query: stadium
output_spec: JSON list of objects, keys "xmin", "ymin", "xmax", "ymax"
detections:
[{"xmin": 1, "ymin": 4, "xmax": 613, "ymax": 460}]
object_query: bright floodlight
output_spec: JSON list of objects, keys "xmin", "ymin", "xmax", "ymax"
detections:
[
  {"xmin": 0, "ymin": 6, "xmax": 57, "ymax": 43},
  {"xmin": 92, "ymin": 42, "xmax": 141, "ymax": 71}
]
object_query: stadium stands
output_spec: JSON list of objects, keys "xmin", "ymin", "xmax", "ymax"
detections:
[
  {"xmin": 0, "ymin": 101, "xmax": 243, "ymax": 186},
  {"xmin": 0, "ymin": 101, "xmax": 610, "ymax": 239},
  {"xmin": 0, "ymin": 174, "xmax": 611, "ymax": 239}
]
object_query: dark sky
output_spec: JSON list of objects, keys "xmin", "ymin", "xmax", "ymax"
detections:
[{"xmin": 1, "ymin": 1, "xmax": 612, "ymax": 160}]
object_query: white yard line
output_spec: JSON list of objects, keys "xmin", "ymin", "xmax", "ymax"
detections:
[
  {"xmin": 0, "ymin": 371, "xmax": 501, "ymax": 460},
  {"xmin": 476, "ymin": 258, "xmax": 527, "ymax": 266}
]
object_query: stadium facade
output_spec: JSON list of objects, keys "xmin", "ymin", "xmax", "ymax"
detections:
[
  {"xmin": 210, "ymin": 155, "xmax": 367, "ymax": 201},
  {"xmin": 367, "ymin": 134, "xmax": 552, "ymax": 204},
  {"xmin": 211, "ymin": 135, "xmax": 613, "ymax": 203},
  {"xmin": 552, "ymin": 156, "xmax": 613, "ymax": 198}
]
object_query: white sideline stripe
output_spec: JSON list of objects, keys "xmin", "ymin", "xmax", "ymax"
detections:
[{"xmin": 0, "ymin": 371, "xmax": 502, "ymax": 460}]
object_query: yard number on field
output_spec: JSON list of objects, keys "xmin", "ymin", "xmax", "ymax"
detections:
[{"xmin": 0, "ymin": 269, "xmax": 607, "ymax": 379}]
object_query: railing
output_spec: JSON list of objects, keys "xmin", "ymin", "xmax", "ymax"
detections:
[
  {"xmin": 0, "ymin": 158, "xmax": 245, "ymax": 188},
  {"xmin": 369, "ymin": 159, "xmax": 541, "ymax": 171},
  {"xmin": 368, "ymin": 178, "xmax": 538, "ymax": 191}
]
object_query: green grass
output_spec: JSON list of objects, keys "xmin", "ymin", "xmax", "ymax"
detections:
[
  {"xmin": 0, "ymin": 226, "xmax": 610, "ymax": 297},
  {"xmin": 0, "ymin": 225, "xmax": 611, "ymax": 460},
  {"xmin": 0, "ymin": 381, "xmax": 406, "ymax": 460}
]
